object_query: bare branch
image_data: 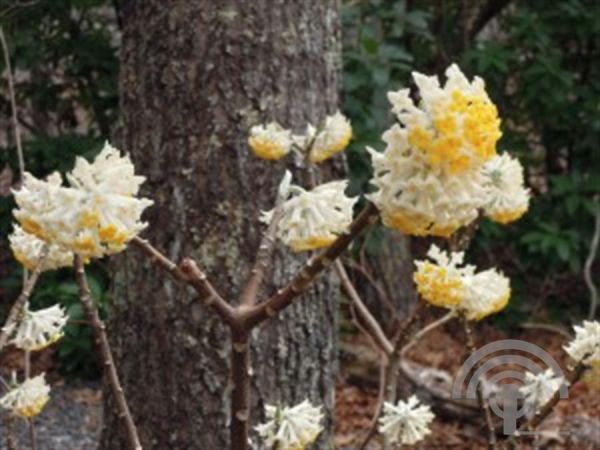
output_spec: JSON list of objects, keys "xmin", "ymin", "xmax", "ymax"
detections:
[
  {"xmin": 337, "ymin": 260, "xmax": 393, "ymax": 355},
  {"xmin": 462, "ymin": 318, "xmax": 496, "ymax": 449},
  {"xmin": 0, "ymin": 26, "xmax": 25, "ymax": 181},
  {"xmin": 131, "ymin": 237, "xmax": 236, "ymax": 325},
  {"xmin": 358, "ymin": 355, "xmax": 387, "ymax": 450},
  {"xmin": 401, "ymin": 310, "xmax": 456, "ymax": 356},
  {"xmin": 74, "ymin": 255, "xmax": 142, "ymax": 450},
  {"xmin": 179, "ymin": 258, "xmax": 237, "ymax": 325},
  {"xmin": 585, "ymin": 210, "xmax": 600, "ymax": 319},
  {"xmin": 239, "ymin": 202, "xmax": 284, "ymax": 307},
  {"xmin": 467, "ymin": 0, "xmax": 512, "ymax": 42},
  {"xmin": 131, "ymin": 237, "xmax": 188, "ymax": 281},
  {"xmin": 241, "ymin": 203, "xmax": 379, "ymax": 329}
]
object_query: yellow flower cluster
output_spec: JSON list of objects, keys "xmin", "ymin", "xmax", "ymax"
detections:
[
  {"xmin": 370, "ymin": 64, "xmax": 528, "ymax": 237},
  {"xmin": 248, "ymin": 112, "xmax": 352, "ymax": 164},
  {"xmin": 413, "ymin": 245, "xmax": 510, "ymax": 320},
  {"xmin": 390, "ymin": 64, "xmax": 501, "ymax": 175},
  {"xmin": 248, "ymin": 122, "xmax": 293, "ymax": 160}
]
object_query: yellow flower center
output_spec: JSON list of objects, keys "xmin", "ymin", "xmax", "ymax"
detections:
[
  {"xmin": 249, "ymin": 136, "xmax": 287, "ymax": 160},
  {"xmin": 291, "ymin": 235, "xmax": 336, "ymax": 252},
  {"xmin": 309, "ymin": 128, "xmax": 352, "ymax": 163},
  {"xmin": 413, "ymin": 262, "xmax": 464, "ymax": 308},
  {"xmin": 14, "ymin": 395, "xmax": 49, "ymax": 418}
]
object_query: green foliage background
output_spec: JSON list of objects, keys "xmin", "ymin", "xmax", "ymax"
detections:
[{"xmin": 1, "ymin": 0, "xmax": 598, "ymax": 376}]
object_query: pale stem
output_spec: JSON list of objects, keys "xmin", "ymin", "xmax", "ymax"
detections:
[
  {"xmin": 462, "ymin": 317, "xmax": 496, "ymax": 449},
  {"xmin": 585, "ymin": 210, "xmax": 600, "ymax": 319}
]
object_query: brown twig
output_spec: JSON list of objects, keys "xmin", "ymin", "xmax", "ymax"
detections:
[
  {"xmin": 242, "ymin": 203, "xmax": 379, "ymax": 329},
  {"xmin": 74, "ymin": 255, "xmax": 142, "ymax": 450},
  {"xmin": 0, "ymin": 248, "xmax": 48, "ymax": 353},
  {"xmin": 342, "ymin": 258, "xmax": 397, "ymax": 319},
  {"xmin": 27, "ymin": 418, "xmax": 37, "ymax": 450},
  {"xmin": 239, "ymin": 202, "xmax": 284, "ymax": 307},
  {"xmin": 401, "ymin": 310, "xmax": 456, "ymax": 356},
  {"xmin": 337, "ymin": 261, "xmax": 393, "ymax": 355},
  {"xmin": 358, "ymin": 355, "xmax": 387, "ymax": 450},
  {"xmin": 131, "ymin": 237, "xmax": 188, "ymax": 281},
  {"xmin": 24, "ymin": 349, "xmax": 37, "ymax": 450},
  {"xmin": 131, "ymin": 237, "xmax": 236, "ymax": 325},
  {"xmin": 462, "ymin": 317, "xmax": 496, "ymax": 449}
]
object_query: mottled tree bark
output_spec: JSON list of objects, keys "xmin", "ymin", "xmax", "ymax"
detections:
[{"xmin": 102, "ymin": 1, "xmax": 341, "ymax": 449}]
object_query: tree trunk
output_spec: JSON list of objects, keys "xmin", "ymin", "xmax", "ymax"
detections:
[{"xmin": 102, "ymin": 1, "xmax": 341, "ymax": 449}]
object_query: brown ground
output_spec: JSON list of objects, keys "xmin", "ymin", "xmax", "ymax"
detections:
[{"xmin": 335, "ymin": 321, "xmax": 600, "ymax": 450}]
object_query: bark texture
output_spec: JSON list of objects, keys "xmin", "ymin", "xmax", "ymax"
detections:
[{"xmin": 102, "ymin": 1, "xmax": 341, "ymax": 449}]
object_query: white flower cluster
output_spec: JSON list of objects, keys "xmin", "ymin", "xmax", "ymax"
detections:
[
  {"xmin": 266, "ymin": 172, "xmax": 358, "ymax": 252},
  {"xmin": 2, "ymin": 302, "xmax": 68, "ymax": 352},
  {"xmin": 413, "ymin": 244, "xmax": 511, "ymax": 320},
  {"xmin": 563, "ymin": 320, "xmax": 600, "ymax": 365},
  {"xmin": 305, "ymin": 112, "xmax": 352, "ymax": 163},
  {"xmin": 378, "ymin": 395, "xmax": 434, "ymax": 445},
  {"xmin": 255, "ymin": 400, "xmax": 323, "ymax": 450},
  {"xmin": 368, "ymin": 124, "xmax": 487, "ymax": 237},
  {"xmin": 9, "ymin": 225, "xmax": 73, "ymax": 271},
  {"xmin": 519, "ymin": 369, "xmax": 565, "ymax": 413},
  {"xmin": 248, "ymin": 112, "xmax": 352, "ymax": 164},
  {"xmin": 0, "ymin": 374, "xmax": 51, "ymax": 418},
  {"xmin": 369, "ymin": 64, "xmax": 529, "ymax": 237},
  {"xmin": 481, "ymin": 153, "xmax": 530, "ymax": 224},
  {"xmin": 12, "ymin": 142, "xmax": 153, "ymax": 260}
]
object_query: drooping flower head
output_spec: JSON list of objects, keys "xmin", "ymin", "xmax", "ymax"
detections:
[
  {"xmin": 307, "ymin": 112, "xmax": 352, "ymax": 163},
  {"xmin": 9, "ymin": 225, "xmax": 73, "ymax": 271},
  {"xmin": 519, "ymin": 369, "xmax": 565, "ymax": 414},
  {"xmin": 368, "ymin": 124, "xmax": 487, "ymax": 238},
  {"xmin": 267, "ymin": 172, "xmax": 358, "ymax": 252},
  {"xmin": 248, "ymin": 122, "xmax": 293, "ymax": 160},
  {"xmin": 0, "ymin": 374, "xmax": 51, "ymax": 418},
  {"xmin": 388, "ymin": 64, "xmax": 501, "ymax": 175},
  {"xmin": 461, "ymin": 268, "xmax": 511, "ymax": 321},
  {"xmin": 13, "ymin": 143, "xmax": 153, "ymax": 259},
  {"xmin": 378, "ymin": 395, "xmax": 434, "ymax": 445},
  {"xmin": 413, "ymin": 244, "xmax": 511, "ymax": 319},
  {"xmin": 481, "ymin": 153, "xmax": 530, "ymax": 224},
  {"xmin": 2, "ymin": 302, "xmax": 68, "ymax": 351},
  {"xmin": 255, "ymin": 400, "xmax": 323, "ymax": 450},
  {"xmin": 563, "ymin": 321, "xmax": 600, "ymax": 366}
]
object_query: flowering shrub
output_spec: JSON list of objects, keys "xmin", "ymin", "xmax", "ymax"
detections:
[{"xmin": 1, "ymin": 62, "xmax": 598, "ymax": 450}]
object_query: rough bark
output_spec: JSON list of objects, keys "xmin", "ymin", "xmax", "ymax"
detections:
[{"xmin": 102, "ymin": 1, "xmax": 341, "ymax": 449}]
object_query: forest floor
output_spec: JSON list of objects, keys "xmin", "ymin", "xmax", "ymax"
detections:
[{"xmin": 0, "ymin": 321, "xmax": 599, "ymax": 449}]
